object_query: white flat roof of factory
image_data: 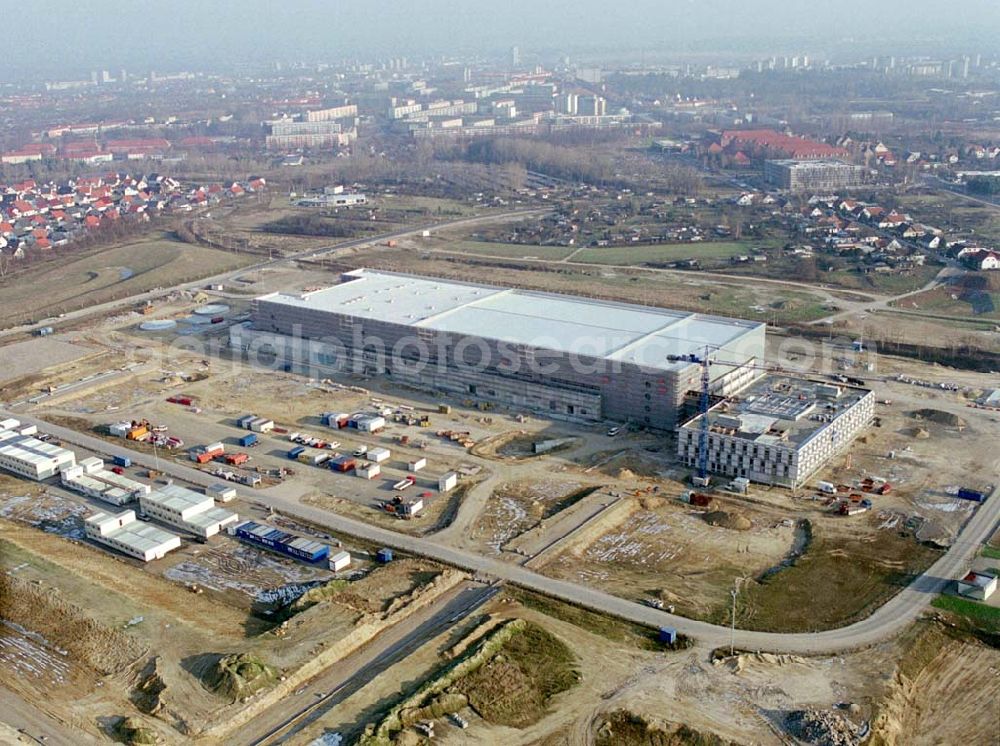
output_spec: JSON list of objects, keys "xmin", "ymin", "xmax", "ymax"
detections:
[{"xmin": 257, "ymin": 269, "xmax": 763, "ymax": 370}]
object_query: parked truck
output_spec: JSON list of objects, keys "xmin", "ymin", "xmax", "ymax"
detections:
[{"xmin": 393, "ymin": 475, "xmax": 417, "ymax": 491}]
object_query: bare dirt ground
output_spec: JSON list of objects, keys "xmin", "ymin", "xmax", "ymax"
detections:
[
  {"xmin": 291, "ymin": 593, "xmax": 909, "ymax": 746},
  {"xmin": 0, "ymin": 483, "xmax": 458, "ymax": 744},
  {"xmin": 543, "ymin": 497, "xmax": 799, "ymax": 619}
]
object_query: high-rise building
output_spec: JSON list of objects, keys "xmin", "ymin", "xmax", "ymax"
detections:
[{"xmin": 510, "ymin": 46, "xmax": 520, "ymax": 68}]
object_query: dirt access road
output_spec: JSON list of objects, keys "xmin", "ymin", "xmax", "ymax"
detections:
[{"xmin": 9, "ymin": 408, "xmax": 1000, "ymax": 657}]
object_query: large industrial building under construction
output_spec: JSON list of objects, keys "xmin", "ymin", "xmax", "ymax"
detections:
[
  {"xmin": 677, "ymin": 376, "xmax": 875, "ymax": 488},
  {"xmin": 232, "ymin": 269, "xmax": 766, "ymax": 430}
]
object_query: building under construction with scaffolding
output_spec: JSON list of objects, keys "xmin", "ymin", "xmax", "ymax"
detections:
[
  {"xmin": 232, "ymin": 269, "xmax": 766, "ymax": 430},
  {"xmin": 676, "ymin": 375, "xmax": 875, "ymax": 487}
]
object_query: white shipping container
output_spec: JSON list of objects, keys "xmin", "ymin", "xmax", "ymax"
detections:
[
  {"xmin": 329, "ymin": 550, "xmax": 351, "ymax": 571},
  {"xmin": 356, "ymin": 463, "xmax": 381, "ymax": 480},
  {"xmin": 250, "ymin": 418, "xmax": 274, "ymax": 433},
  {"xmin": 438, "ymin": 472, "xmax": 458, "ymax": 493},
  {"xmin": 357, "ymin": 416, "xmax": 386, "ymax": 432},
  {"xmin": 368, "ymin": 447, "xmax": 391, "ymax": 463},
  {"xmin": 408, "ymin": 458, "xmax": 426, "ymax": 472},
  {"xmin": 406, "ymin": 499, "xmax": 424, "ymax": 516}
]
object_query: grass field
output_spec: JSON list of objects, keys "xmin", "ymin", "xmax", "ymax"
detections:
[
  {"xmin": 436, "ymin": 239, "xmax": 577, "ymax": 260},
  {"xmin": 509, "ymin": 589, "xmax": 685, "ymax": 651},
  {"xmin": 892, "ymin": 275, "xmax": 1000, "ymax": 319},
  {"xmin": 932, "ymin": 594, "xmax": 1000, "ymax": 635},
  {"xmin": 981, "ymin": 546, "xmax": 1000, "ymax": 560},
  {"xmin": 800, "ymin": 265, "xmax": 940, "ymax": 295},
  {"xmin": 570, "ymin": 241, "xmax": 767, "ymax": 266},
  {"xmin": 896, "ymin": 193, "xmax": 1000, "ymax": 246},
  {"xmin": 453, "ymin": 621, "xmax": 579, "ymax": 728},
  {"xmin": 728, "ymin": 529, "xmax": 940, "ymax": 632},
  {"xmin": 0, "ymin": 234, "xmax": 255, "ymax": 326}
]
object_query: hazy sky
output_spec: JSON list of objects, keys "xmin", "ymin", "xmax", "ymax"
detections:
[{"xmin": 5, "ymin": 0, "xmax": 998, "ymax": 77}]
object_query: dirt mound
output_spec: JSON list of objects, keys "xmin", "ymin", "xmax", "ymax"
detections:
[
  {"xmin": 703, "ymin": 510, "xmax": 752, "ymax": 531},
  {"xmin": 596, "ymin": 710, "xmax": 735, "ymax": 745},
  {"xmin": 617, "ymin": 467, "xmax": 637, "ymax": 480},
  {"xmin": 131, "ymin": 657, "xmax": 168, "ymax": 716},
  {"xmin": 399, "ymin": 692, "xmax": 468, "ymax": 726},
  {"xmin": 452, "ymin": 621, "xmax": 579, "ymax": 729},
  {"xmin": 114, "ymin": 716, "xmax": 158, "ymax": 745},
  {"xmin": 909, "ymin": 408, "xmax": 966, "ymax": 428},
  {"xmin": 784, "ymin": 709, "xmax": 859, "ymax": 746},
  {"xmin": 203, "ymin": 653, "xmax": 278, "ymax": 703},
  {"xmin": 909, "ymin": 426, "xmax": 931, "ymax": 439}
]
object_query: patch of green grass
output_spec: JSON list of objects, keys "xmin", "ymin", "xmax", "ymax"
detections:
[
  {"xmin": 982, "ymin": 546, "xmax": 1000, "ymax": 560},
  {"xmin": 437, "ymin": 240, "xmax": 577, "ymax": 260},
  {"xmin": 932, "ymin": 594, "xmax": 1000, "ymax": 634},
  {"xmin": 509, "ymin": 588, "xmax": 689, "ymax": 651},
  {"xmin": 726, "ymin": 530, "xmax": 941, "ymax": 633},
  {"xmin": 452, "ymin": 621, "xmax": 579, "ymax": 728},
  {"xmin": 571, "ymin": 241, "xmax": 768, "ymax": 266},
  {"xmin": 0, "ymin": 234, "xmax": 255, "ymax": 325}
]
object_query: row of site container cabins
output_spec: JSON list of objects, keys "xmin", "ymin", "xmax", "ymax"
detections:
[{"xmin": 228, "ymin": 520, "xmax": 395, "ymax": 570}]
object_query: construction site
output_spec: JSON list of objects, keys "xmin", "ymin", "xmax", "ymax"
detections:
[{"xmin": 0, "ymin": 233, "xmax": 997, "ymax": 746}]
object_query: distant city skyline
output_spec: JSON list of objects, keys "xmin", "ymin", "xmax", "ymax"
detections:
[{"xmin": 4, "ymin": 0, "xmax": 999, "ymax": 80}]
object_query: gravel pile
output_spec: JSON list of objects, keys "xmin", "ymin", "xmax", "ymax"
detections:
[{"xmin": 785, "ymin": 709, "xmax": 859, "ymax": 746}]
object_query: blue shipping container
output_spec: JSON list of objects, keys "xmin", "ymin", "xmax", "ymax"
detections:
[
  {"xmin": 376, "ymin": 548, "xmax": 393, "ymax": 563},
  {"xmin": 957, "ymin": 488, "xmax": 985, "ymax": 502},
  {"xmin": 234, "ymin": 521, "xmax": 329, "ymax": 563},
  {"xmin": 287, "ymin": 446, "xmax": 305, "ymax": 459},
  {"xmin": 112, "ymin": 455, "xmax": 131, "ymax": 468},
  {"xmin": 659, "ymin": 627, "xmax": 677, "ymax": 644},
  {"xmin": 239, "ymin": 433, "xmax": 259, "ymax": 447}
]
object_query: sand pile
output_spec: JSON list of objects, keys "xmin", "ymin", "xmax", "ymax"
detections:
[{"xmin": 703, "ymin": 511, "xmax": 752, "ymax": 531}]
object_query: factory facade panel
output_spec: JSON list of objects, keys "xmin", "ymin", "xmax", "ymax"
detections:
[
  {"xmin": 233, "ymin": 269, "xmax": 766, "ymax": 430},
  {"xmin": 677, "ymin": 376, "xmax": 876, "ymax": 488}
]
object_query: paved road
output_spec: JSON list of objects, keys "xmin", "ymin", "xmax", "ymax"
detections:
[
  {"xmin": 236, "ymin": 582, "xmax": 499, "ymax": 746},
  {"xmin": 8, "ymin": 409, "xmax": 999, "ymax": 656},
  {"xmin": 0, "ymin": 208, "xmax": 548, "ymax": 341}
]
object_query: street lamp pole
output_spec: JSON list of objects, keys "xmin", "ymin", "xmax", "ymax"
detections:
[{"xmin": 730, "ymin": 586, "xmax": 737, "ymax": 656}]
